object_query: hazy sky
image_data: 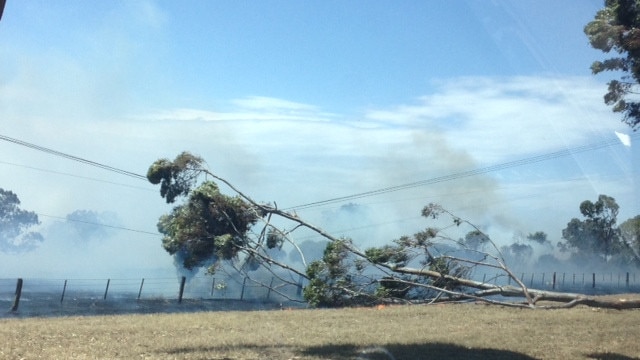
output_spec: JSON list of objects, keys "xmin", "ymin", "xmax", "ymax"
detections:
[{"xmin": 1, "ymin": 1, "xmax": 638, "ymax": 278}]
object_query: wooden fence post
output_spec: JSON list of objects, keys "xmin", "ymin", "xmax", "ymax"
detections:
[
  {"xmin": 552, "ymin": 272, "xmax": 556, "ymax": 290},
  {"xmin": 626, "ymin": 272, "xmax": 630, "ymax": 288},
  {"xmin": 10, "ymin": 278, "xmax": 23, "ymax": 312},
  {"xmin": 592, "ymin": 273, "xmax": 596, "ymax": 288},
  {"xmin": 240, "ymin": 277, "xmax": 247, "ymax": 300},
  {"xmin": 297, "ymin": 274, "xmax": 303, "ymax": 296},
  {"xmin": 210, "ymin": 278, "xmax": 216, "ymax": 297},
  {"xmin": 266, "ymin": 277, "xmax": 275, "ymax": 300},
  {"xmin": 178, "ymin": 276, "xmax": 186, "ymax": 303},
  {"xmin": 60, "ymin": 279, "xmax": 68, "ymax": 303},
  {"xmin": 137, "ymin": 278, "xmax": 145, "ymax": 300},
  {"xmin": 103, "ymin": 279, "xmax": 110, "ymax": 300}
]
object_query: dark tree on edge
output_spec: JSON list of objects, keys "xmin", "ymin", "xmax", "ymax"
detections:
[
  {"xmin": 586, "ymin": 0, "xmax": 640, "ymax": 130},
  {"xmin": 0, "ymin": 188, "xmax": 43, "ymax": 252}
]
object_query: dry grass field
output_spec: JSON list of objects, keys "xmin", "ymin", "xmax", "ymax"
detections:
[{"xmin": 1, "ymin": 301, "xmax": 640, "ymax": 360}]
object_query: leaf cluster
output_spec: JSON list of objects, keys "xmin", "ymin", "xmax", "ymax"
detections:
[
  {"xmin": 586, "ymin": 0, "xmax": 640, "ymax": 129},
  {"xmin": 147, "ymin": 152, "xmax": 205, "ymax": 203},
  {"xmin": 158, "ymin": 181, "xmax": 260, "ymax": 269},
  {"xmin": 560, "ymin": 194, "xmax": 626, "ymax": 262},
  {"xmin": 303, "ymin": 238, "xmax": 366, "ymax": 307},
  {"xmin": 0, "ymin": 188, "xmax": 43, "ymax": 253}
]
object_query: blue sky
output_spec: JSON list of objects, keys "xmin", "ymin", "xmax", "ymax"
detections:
[{"xmin": 0, "ymin": 1, "xmax": 638, "ymax": 278}]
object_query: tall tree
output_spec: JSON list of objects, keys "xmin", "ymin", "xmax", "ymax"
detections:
[
  {"xmin": 585, "ymin": 0, "xmax": 640, "ymax": 129},
  {"xmin": 0, "ymin": 188, "xmax": 43, "ymax": 252},
  {"xmin": 559, "ymin": 194, "xmax": 622, "ymax": 262},
  {"xmin": 619, "ymin": 215, "xmax": 640, "ymax": 262}
]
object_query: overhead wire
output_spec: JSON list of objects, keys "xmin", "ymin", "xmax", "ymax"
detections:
[
  {"xmin": 1, "ymin": 132, "xmax": 637, "ymax": 237},
  {"xmin": 286, "ymin": 133, "xmax": 639, "ymax": 211},
  {"xmin": 0, "ymin": 160, "xmax": 156, "ymax": 192},
  {"xmin": 0, "ymin": 134, "xmax": 147, "ymax": 180},
  {"xmin": 37, "ymin": 213, "xmax": 160, "ymax": 236}
]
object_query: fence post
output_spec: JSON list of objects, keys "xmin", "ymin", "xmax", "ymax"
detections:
[
  {"xmin": 297, "ymin": 274, "xmax": 303, "ymax": 296},
  {"xmin": 178, "ymin": 276, "xmax": 186, "ymax": 303},
  {"xmin": 529, "ymin": 273, "xmax": 534, "ymax": 287},
  {"xmin": 592, "ymin": 273, "xmax": 596, "ymax": 288},
  {"xmin": 266, "ymin": 277, "xmax": 275, "ymax": 300},
  {"xmin": 552, "ymin": 272, "xmax": 556, "ymax": 290},
  {"xmin": 541, "ymin": 273, "xmax": 545, "ymax": 287},
  {"xmin": 138, "ymin": 278, "xmax": 145, "ymax": 300},
  {"xmin": 60, "ymin": 279, "xmax": 68, "ymax": 303},
  {"xmin": 10, "ymin": 278, "xmax": 23, "ymax": 312},
  {"xmin": 103, "ymin": 279, "xmax": 110, "ymax": 300},
  {"xmin": 210, "ymin": 278, "xmax": 216, "ymax": 297},
  {"xmin": 627, "ymin": 272, "xmax": 630, "ymax": 288},
  {"xmin": 240, "ymin": 277, "xmax": 247, "ymax": 300}
]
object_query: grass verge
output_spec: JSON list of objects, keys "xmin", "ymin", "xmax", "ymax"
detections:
[{"xmin": 1, "ymin": 302, "xmax": 639, "ymax": 359}]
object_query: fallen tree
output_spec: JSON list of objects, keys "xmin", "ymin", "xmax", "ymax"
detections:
[{"xmin": 147, "ymin": 152, "xmax": 640, "ymax": 309}]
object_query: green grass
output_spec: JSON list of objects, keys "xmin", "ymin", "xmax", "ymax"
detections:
[{"xmin": 2, "ymin": 303, "xmax": 640, "ymax": 359}]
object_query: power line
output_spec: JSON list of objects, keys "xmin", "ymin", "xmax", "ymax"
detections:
[
  {"xmin": 0, "ymin": 160, "xmax": 156, "ymax": 192},
  {"xmin": 3, "ymin": 132, "xmax": 636, "ymax": 233},
  {"xmin": 0, "ymin": 134, "xmax": 147, "ymax": 180},
  {"xmin": 38, "ymin": 213, "xmax": 160, "ymax": 236},
  {"xmin": 286, "ymin": 133, "xmax": 639, "ymax": 211}
]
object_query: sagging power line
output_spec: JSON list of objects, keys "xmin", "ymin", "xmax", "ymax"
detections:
[
  {"xmin": 286, "ymin": 133, "xmax": 639, "ymax": 211},
  {"xmin": 0, "ymin": 134, "xmax": 147, "ymax": 180},
  {"xmin": 3, "ymin": 131, "xmax": 637, "ymax": 224}
]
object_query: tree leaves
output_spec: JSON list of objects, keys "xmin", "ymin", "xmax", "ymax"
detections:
[
  {"xmin": 155, "ymin": 180, "xmax": 260, "ymax": 269},
  {"xmin": 586, "ymin": 0, "xmax": 640, "ymax": 129},
  {"xmin": 560, "ymin": 194, "xmax": 623, "ymax": 263},
  {"xmin": 0, "ymin": 188, "xmax": 43, "ymax": 253},
  {"xmin": 147, "ymin": 152, "xmax": 205, "ymax": 203}
]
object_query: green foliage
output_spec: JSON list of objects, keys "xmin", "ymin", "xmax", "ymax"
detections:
[
  {"xmin": 429, "ymin": 256, "xmax": 470, "ymax": 290},
  {"xmin": 303, "ymin": 215, "xmax": 474, "ymax": 307},
  {"xmin": 619, "ymin": 215, "xmax": 640, "ymax": 263},
  {"xmin": 303, "ymin": 238, "xmax": 363, "ymax": 307},
  {"xmin": 157, "ymin": 181, "xmax": 260, "ymax": 269},
  {"xmin": 266, "ymin": 229, "xmax": 284, "ymax": 249},
  {"xmin": 376, "ymin": 277, "xmax": 410, "ymax": 298},
  {"xmin": 364, "ymin": 245, "xmax": 408, "ymax": 265},
  {"xmin": 559, "ymin": 194, "xmax": 624, "ymax": 263},
  {"xmin": 585, "ymin": 0, "xmax": 640, "ymax": 129},
  {"xmin": 147, "ymin": 152, "xmax": 205, "ymax": 203},
  {"xmin": 0, "ymin": 188, "xmax": 43, "ymax": 253}
]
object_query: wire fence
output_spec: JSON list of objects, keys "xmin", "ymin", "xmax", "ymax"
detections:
[
  {"xmin": 475, "ymin": 271, "xmax": 640, "ymax": 294},
  {"xmin": 2, "ymin": 271, "xmax": 639, "ymax": 317},
  {"xmin": 0, "ymin": 275, "xmax": 305, "ymax": 317}
]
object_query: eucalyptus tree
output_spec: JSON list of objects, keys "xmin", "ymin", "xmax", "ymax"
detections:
[
  {"xmin": 559, "ymin": 195, "xmax": 622, "ymax": 262},
  {"xmin": 0, "ymin": 188, "xmax": 43, "ymax": 252},
  {"xmin": 585, "ymin": 0, "xmax": 640, "ymax": 129},
  {"xmin": 147, "ymin": 152, "xmax": 640, "ymax": 309}
]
